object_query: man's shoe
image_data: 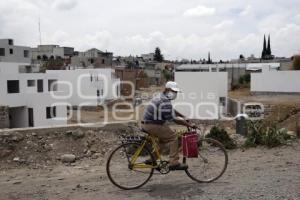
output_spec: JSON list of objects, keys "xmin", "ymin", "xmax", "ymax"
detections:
[{"xmin": 169, "ymin": 163, "xmax": 188, "ymax": 171}]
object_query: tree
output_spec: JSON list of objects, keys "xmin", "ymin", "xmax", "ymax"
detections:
[
  {"xmin": 207, "ymin": 52, "xmax": 212, "ymax": 64},
  {"xmin": 239, "ymin": 54, "xmax": 245, "ymax": 60},
  {"xmin": 266, "ymin": 34, "xmax": 271, "ymax": 56},
  {"xmin": 261, "ymin": 35, "xmax": 267, "ymax": 59},
  {"xmin": 154, "ymin": 47, "xmax": 164, "ymax": 62},
  {"xmin": 162, "ymin": 69, "xmax": 174, "ymax": 81}
]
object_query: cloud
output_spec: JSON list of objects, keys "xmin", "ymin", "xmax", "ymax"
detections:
[
  {"xmin": 183, "ymin": 5, "xmax": 215, "ymax": 18},
  {"xmin": 240, "ymin": 5, "xmax": 252, "ymax": 16},
  {"xmin": 294, "ymin": 14, "xmax": 300, "ymax": 23},
  {"xmin": 52, "ymin": 0, "xmax": 78, "ymax": 10},
  {"xmin": 214, "ymin": 20, "xmax": 234, "ymax": 29},
  {"xmin": 1, "ymin": 0, "xmax": 300, "ymax": 60}
]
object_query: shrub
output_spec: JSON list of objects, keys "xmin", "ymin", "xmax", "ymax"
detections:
[
  {"xmin": 206, "ymin": 126, "xmax": 237, "ymax": 149},
  {"xmin": 244, "ymin": 120, "xmax": 292, "ymax": 148},
  {"xmin": 231, "ymin": 84, "xmax": 240, "ymax": 90},
  {"xmin": 244, "ymin": 73, "xmax": 251, "ymax": 83},
  {"xmin": 238, "ymin": 76, "xmax": 244, "ymax": 84}
]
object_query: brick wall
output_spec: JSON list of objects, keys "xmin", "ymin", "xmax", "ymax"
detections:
[{"xmin": 115, "ymin": 68, "xmax": 149, "ymax": 96}]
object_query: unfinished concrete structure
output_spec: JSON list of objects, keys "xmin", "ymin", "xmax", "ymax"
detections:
[
  {"xmin": 71, "ymin": 48, "xmax": 113, "ymax": 68},
  {"xmin": 0, "ymin": 39, "xmax": 31, "ymax": 63}
]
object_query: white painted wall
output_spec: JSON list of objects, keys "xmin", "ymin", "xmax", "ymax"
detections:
[
  {"xmin": 251, "ymin": 71, "xmax": 300, "ymax": 93},
  {"xmin": 177, "ymin": 63, "xmax": 280, "ymax": 71},
  {"xmin": 46, "ymin": 68, "xmax": 120, "ymax": 106},
  {"xmin": 174, "ymin": 72, "xmax": 228, "ymax": 119},
  {"xmin": 0, "ymin": 62, "xmax": 31, "ymax": 74}
]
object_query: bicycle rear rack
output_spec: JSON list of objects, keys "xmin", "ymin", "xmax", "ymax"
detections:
[{"xmin": 120, "ymin": 135, "xmax": 146, "ymax": 144}]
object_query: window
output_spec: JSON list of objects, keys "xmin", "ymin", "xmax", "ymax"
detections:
[
  {"xmin": 37, "ymin": 55, "xmax": 41, "ymax": 60},
  {"xmin": 9, "ymin": 49, "xmax": 13, "ymax": 54},
  {"xmin": 27, "ymin": 80, "xmax": 35, "ymax": 87},
  {"xmin": 42, "ymin": 55, "xmax": 48, "ymax": 61},
  {"xmin": 0, "ymin": 48, "xmax": 5, "ymax": 56},
  {"xmin": 46, "ymin": 106, "xmax": 56, "ymax": 119},
  {"xmin": 28, "ymin": 108, "xmax": 34, "ymax": 127},
  {"xmin": 24, "ymin": 50, "xmax": 29, "ymax": 58},
  {"xmin": 8, "ymin": 39, "xmax": 13, "ymax": 45},
  {"xmin": 219, "ymin": 97, "xmax": 226, "ymax": 107},
  {"xmin": 7, "ymin": 80, "xmax": 20, "ymax": 93},
  {"xmin": 48, "ymin": 79, "xmax": 58, "ymax": 91},
  {"xmin": 37, "ymin": 79, "xmax": 43, "ymax": 92},
  {"xmin": 102, "ymin": 59, "xmax": 105, "ymax": 64},
  {"xmin": 97, "ymin": 90, "xmax": 100, "ymax": 97}
]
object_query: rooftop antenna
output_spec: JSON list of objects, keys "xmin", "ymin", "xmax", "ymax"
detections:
[{"xmin": 38, "ymin": 16, "xmax": 42, "ymax": 45}]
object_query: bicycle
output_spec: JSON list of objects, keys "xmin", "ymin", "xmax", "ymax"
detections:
[{"xmin": 106, "ymin": 125, "xmax": 228, "ymax": 190}]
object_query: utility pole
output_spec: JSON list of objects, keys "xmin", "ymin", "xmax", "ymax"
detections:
[{"xmin": 38, "ymin": 16, "xmax": 42, "ymax": 45}]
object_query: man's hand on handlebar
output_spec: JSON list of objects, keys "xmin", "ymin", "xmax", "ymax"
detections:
[
  {"xmin": 189, "ymin": 123, "xmax": 198, "ymax": 129},
  {"xmin": 174, "ymin": 117, "xmax": 198, "ymax": 129},
  {"xmin": 186, "ymin": 120, "xmax": 197, "ymax": 129}
]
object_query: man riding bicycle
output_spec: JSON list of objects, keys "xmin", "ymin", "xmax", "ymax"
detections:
[{"xmin": 141, "ymin": 81, "xmax": 197, "ymax": 170}]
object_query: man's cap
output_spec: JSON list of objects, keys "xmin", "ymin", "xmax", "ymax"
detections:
[{"xmin": 165, "ymin": 81, "xmax": 181, "ymax": 92}]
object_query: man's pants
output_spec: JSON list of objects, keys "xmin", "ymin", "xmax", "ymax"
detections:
[{"xmin": 141, "ymin": 123, "xmax": 179, "ymax": 164}]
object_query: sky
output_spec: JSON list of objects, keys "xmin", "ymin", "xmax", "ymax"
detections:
[{"xmin": 0, "ymin": 0, "xmax": 300, "ymax": 60}]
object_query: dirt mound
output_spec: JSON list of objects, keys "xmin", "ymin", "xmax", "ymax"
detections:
[{"xmin": 0, "ymin": 123, "xmax": 138, "ymax": 170}]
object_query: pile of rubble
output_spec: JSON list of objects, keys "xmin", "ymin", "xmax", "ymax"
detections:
[{"xmin": 0, "ymin": 123, "xmax": 137, "ymax": 169}]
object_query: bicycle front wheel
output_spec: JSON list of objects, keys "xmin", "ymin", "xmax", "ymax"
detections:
[
  {"xmin": 106, "ymin": 142, "xmax": 155, "ymax": 190},
  {"xmin": 185, "ymin": 138, "xmax": 228, "ymax": 183}
]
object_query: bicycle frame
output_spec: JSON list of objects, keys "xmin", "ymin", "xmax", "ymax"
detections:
[
  {"xmin": 129, "ymin": 127, "xmax": 202, "ymax": 170},
  {"xmin": 129, "ymin": 135, "xmax": 162, "ymax": 169}
]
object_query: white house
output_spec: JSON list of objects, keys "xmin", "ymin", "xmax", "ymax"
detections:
[
  {"xmin": 174, "ymin": 71, "xmax": 228, "ymax": 119},
  {"xmin": 0, "ymin": 62, "xmax": 67, "ymax": 128},
  {"xmin": 0, "ymin": 65, "xmax": 121, "ymax": 128},
  {"xmin": 0, "ymin": 39, "xmax": 121, "ymax": 129}
]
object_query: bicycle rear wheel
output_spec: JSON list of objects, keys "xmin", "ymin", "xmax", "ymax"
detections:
[
  {"xmin": 106, "ymin": 142, "xmax": 155, "ymax": 190},
  {"xmin": 185, "ymin": 138, "xmax": 228, "ymax": 183}
]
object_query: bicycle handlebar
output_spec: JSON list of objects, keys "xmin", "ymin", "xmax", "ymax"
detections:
[{"xmin": 187, "ymin": 125, "xmax": 200, "ymax": 131}]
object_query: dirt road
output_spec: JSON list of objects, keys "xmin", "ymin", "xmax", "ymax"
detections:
[{"xmin": 0, "ymin": 143, "xmax": 299, "ymax": 200}]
